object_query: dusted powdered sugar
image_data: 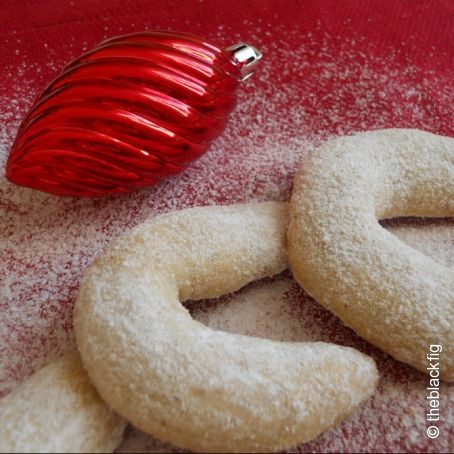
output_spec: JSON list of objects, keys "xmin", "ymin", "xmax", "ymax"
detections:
[
  {"xmin": 288, "ymin": 129, "xmax": 454, "ymax": 379},
  {"xmin": 74, "ymin": 202, "xmax": 377, "ymax": 452},
  {"xmin": 1, "ymin": 24, "xmax": 453, "ymax": 453}
]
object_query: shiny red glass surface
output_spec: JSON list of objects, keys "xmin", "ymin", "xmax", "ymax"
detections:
[{"xmin": 6, "ymin": 31, "xmax": 241, "ymax": 197}]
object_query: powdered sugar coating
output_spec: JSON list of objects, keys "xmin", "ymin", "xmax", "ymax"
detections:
[
  {"xmin": 288, "ymin": 129, "xmax": 454, "ymax": 380},
  {"xmin": 74, "ymin": 202, "xmax": 378, "ymax": 452},
  {"xmin": 0, "ymin": 352, "xmax": 126, "ymax": 453},
  {"xmin": 1, "ymin": 26, "xmax": 453, "ymax": 452}
]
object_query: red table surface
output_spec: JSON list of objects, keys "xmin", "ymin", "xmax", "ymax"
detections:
[{"xmin": 1, "ymin": 1, "xmax": 453, "ymax": 453}]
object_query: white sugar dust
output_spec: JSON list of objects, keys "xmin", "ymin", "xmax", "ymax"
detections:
[{"xmin": 0, "ymin": 25, "xmax": 453, "ymax": 453}]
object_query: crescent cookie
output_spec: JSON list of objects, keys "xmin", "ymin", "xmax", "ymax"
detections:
[
  {"xmin": 0, "ymin": 352, "xmax": 126, "ymax": 453},
  {"xmin": 289, "ymin": 129, "xmax": 454, "ymax": 382},
  {"xmin": 74, "ymin": 202, "xmax": 378, "ymax": 453}
]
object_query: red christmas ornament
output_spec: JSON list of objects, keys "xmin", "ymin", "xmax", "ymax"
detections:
[{"xmin": 6, "ymin": 31, "xmax": 261, "ymax": 197}]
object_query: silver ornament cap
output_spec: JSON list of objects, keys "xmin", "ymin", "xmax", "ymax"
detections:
[{"xmin": 225, "ymin": 42, "xmax": 262, "ymax": 81}]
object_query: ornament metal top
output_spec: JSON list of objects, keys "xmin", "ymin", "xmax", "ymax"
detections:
[{"xmin": 6, "ymin": 31, "xmax": 262, "ymax": 197}]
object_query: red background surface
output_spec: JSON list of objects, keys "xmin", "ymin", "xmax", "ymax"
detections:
[
  {"xmin": 1, "ymin": 0, "xmax": 453, "ymax": 452},
  {"xmin": 2, "ymin": 0, "xmax": 453, "ymax": 93}
]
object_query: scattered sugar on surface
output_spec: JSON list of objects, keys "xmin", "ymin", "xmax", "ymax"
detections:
[{"xmin": 1, "ymin": 24, "xmax": 453, "ymax": 453}]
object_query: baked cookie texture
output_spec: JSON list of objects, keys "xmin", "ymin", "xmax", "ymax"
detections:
[
  {"xmin": 0, "ymin": 352, "xmax": 126, "ymax": 453},
  {"xmin": 74, "ymin": 202, "xmax": 378, "ymax": 453},
  {"xmin": 289, "ymin": 129, "xmax": 454, "ymax": 382}
]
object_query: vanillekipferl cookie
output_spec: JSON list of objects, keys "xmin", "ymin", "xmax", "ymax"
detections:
[
  {"xmin": 3, "ymin": 128, "xmax": 451, "ymax": 452},
  {"xmin": 0, "ymin": 352, "xmax": 126, "ymax": 453},
  {"xmin": 74, "ymin": 202, "xmax": 378, "ymax": 453},
  {"xmin": 289, "ymin": 128, "xmax": 454, "ymax": 382}
]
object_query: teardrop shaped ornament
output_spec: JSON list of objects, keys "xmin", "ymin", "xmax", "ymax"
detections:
[{"xmin": 6, "ymin": 31, "xmax": 261, "ymax": 197}]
